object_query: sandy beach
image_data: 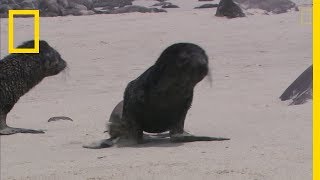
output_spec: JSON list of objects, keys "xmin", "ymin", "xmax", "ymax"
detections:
[{"xmin": 0, "ymin": 0, "xmax": 312, "ymax": 179}]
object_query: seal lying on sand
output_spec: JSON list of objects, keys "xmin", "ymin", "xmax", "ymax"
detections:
[
  {"xmin": 0, "ymin": 40, "xmax": 67, "ymax": 135},
  {"xmin": 84, "ymin": 43, "xmax": 229, "ymax": 149}
]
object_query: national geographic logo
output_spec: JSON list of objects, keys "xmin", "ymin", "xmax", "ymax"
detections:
[{"xmin": 8, "ymin": 10, "xmax": 40, "ymax": 54}]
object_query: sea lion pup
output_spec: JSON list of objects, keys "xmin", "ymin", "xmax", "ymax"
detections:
[
  {"xmin": 84, "ymin": 43, "xmax": 229, "ymax": 149},
  {"xmin": 0, "ymin": 40, "xmax": 67, "ymax": 135}
]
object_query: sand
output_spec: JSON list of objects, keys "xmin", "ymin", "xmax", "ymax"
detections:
[{"xmin": 0, "ymin": 0, "xmax": 312, "ymax": 179}]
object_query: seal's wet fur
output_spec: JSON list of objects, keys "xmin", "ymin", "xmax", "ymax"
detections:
[
  {"xmin": 120, "ymin": 43, "xmax": 209, "ymax": 137},
  {"xmin": 0, "ymin": 40, "xmax": 67, "ymax": 135},
  {"xmin": 84, "ymin": 43, "xmax": 229, "ymax": 149}
]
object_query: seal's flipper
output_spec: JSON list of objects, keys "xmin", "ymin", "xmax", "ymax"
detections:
[
  {"xmin": 170, "ymin": 132, "xmax": 230, "ymax": 143},
  {"xmin": 0, "ymin": 127, "xmax": 45, "ymax": 135},
  {"xmin": 82, "ymin": 138, "xmax": 117, "ymax": 149},
  {"xmin": 0, "ymin": 115, "xmax": 45, "ymax": 135}
]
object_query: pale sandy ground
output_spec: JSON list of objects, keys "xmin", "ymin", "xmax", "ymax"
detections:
[{"xmin": 0, "ymin": 0, "xmax": 312, "ymax": 179}]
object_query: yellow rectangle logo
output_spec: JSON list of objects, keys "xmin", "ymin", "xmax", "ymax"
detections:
[{"xmin": 8, "ymin": 10, "xmax": 40, "ymax": 53}]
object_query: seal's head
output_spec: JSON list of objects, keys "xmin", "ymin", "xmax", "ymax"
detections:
[
  {"xmin": 155, "ymin": 43, "xmax": 209, "ymax": 88},
  {"xmin": 18, "ymin": 40, "xmax": 67, "ymax": 77}
]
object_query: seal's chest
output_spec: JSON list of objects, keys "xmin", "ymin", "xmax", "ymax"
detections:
[{"xmin": 138, "ymin": 103, "xmax": 184, "ymax": 133}]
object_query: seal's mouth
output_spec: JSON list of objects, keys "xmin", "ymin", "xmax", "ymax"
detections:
[
  {"xmin": 188, "ymin": 58, "xmax": 209, "ymax": 84},
  {"xmin": 59, "ymin": 60, "xmax": 67, "ymax": 71},
  {"xmin": 47, "ymin": 59, "xmax": 67, "ymax": 76}
]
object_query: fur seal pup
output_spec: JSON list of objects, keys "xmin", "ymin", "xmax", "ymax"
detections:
[
  {"xmin": 84, "ymin": 43, "xmax": 229, "ymax": 149},
  {"xmin": 0, "ymin": 40, "xmax": 67, "ymax": 135}
]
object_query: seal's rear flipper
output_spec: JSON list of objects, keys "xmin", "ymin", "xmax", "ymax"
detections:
[
  {"xmin": 82, "ymin": 138, "xmax": 115, "ymax": 149},
  {"xmin": 170, "ymin": 133, "xmax": 230, "ymax": 143},
  {"xmin": 0, "ymin": 127, "xmax": 45, "ymax": 135}
]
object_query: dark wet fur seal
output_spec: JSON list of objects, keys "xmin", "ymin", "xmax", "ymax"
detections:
[
  {"xmin": 83, "ymin": 43, "xmax": 229, "ymax": 149},
  {"xmin": 215, "ymin": 0, "xmax": 245, "ymax": 18},
  {"xmin": 280, "ymin": 65, "xmax": 312, "ymax": 105},
  {"xmin": 0, "ymin": 40, "xmax": 67, "ymax": 135}
]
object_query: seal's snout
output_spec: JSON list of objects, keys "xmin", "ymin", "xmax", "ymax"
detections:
[
  {"xmin": 46, "ymin": 56, "xmax": 67, "ymax": 76},
  {"xmin": 197, "ymin": 57, "xmax": 208, "ymax": 66},
  {"xmin": 59, "ymin": 59, "xmax": 67, "ymax": 70},
  {"xmin": 54, "ymin": 58, "xmax": 67, "ymax": 75},
  {"xmin": 189, "ymin": 52, "xmax": 209, "ymax": 78},
  {"xmin": 191, "ymin": 55, "xmax": 208, "ymax": 69}
]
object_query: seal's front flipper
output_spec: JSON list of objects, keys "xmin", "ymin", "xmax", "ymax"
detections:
[
  {"xmin": 0, "ymin": 126, "xmax": 45, "ymax": 135},
  {"xmin": 170, "ymin": 132, "xmax": 230, "ymax": 143},
  {"xmin": 82, "ymin": 138, "xmax": 116, "ymax": 149}
]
